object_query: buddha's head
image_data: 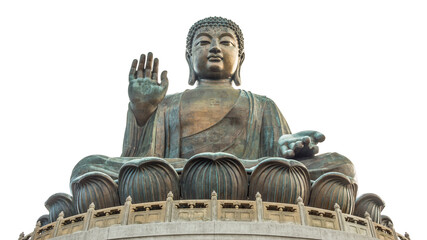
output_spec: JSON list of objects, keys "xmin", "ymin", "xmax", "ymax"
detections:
[{"xmin": 186, "ymin": 17, "xmax": 245, "ymax": 86}]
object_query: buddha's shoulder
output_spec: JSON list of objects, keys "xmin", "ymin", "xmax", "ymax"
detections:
[
  {"xmin": 162, "ymin": 92, "xmax": 184, "ymax": 104},
  {"xmin": 240, "ymin": 90, "xmax": 277, "ymax": 105}
]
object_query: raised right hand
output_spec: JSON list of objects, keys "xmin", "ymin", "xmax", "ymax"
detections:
[{"xmin": 128, "ymin": 52, "xmax": 168, "ymax": 125}]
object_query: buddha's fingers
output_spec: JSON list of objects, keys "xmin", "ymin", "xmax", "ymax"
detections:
[
  {"xmin": 302, "ymin": 136, "xmax": 311, "ymax": 145},
  {"xmin": 129, "ymin": 59, "xmax": 138, "ymax": 80},
  {"xmin": 160, "ymin": 71, "xmax": 168, "ymax": 89},
  {"xmin": 280, "ymin": 147, "xmax": 295, "ymax": 158},
  {"xmin": 137, "ymin": 54, "xmax": 146, "ymax": 78},
  {"xmin": 144, "ymin": 52, "xmax": 153, "ymax": 78},
  {"xmin": 313, "ymin": 132, "xmax": 326, "ymax": 143},
  {"xmin": 289, "ymin": 141, "xmax": 304, "ymax": 151},
  {"xmin": 310, "ymin": 145, "xmax": 319, "ymax": 155},
  {"xmin": 152, "ymin": 58, "xmax": 159, "ymax": 82}
]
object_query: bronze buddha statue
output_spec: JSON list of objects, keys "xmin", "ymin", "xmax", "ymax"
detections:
[{"xmin": 69, "ymin": 17, "xmax": 356, "ymax": 216}]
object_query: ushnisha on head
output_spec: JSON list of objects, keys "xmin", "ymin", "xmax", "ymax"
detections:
[{"xmin": 186, "ymin": 17, "xmax": 245, "ymax": 86}]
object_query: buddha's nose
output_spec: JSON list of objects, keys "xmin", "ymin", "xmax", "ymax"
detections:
[{"xmin": 209, "ymin": 41, "xmax": 221, "ymax": 54}]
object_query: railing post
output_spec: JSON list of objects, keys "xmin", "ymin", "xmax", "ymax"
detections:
[
  {"xmin": 30, "ymin": 221, "xmax": 41, "ymax": 240},
  {"xmin": 122, "ymin": 196, "xmax": 132, "ymax": 225},
  {"xmin": 83, "ymin": 203, "xmax": 95, "ymax": 231},
  {"xmin": 334, "ymin": 203, "xmax": 347, "ymax": 231},
  {"xmin": 165, "ymin": 191, "xmax": 174, "ymax": 222},
  {"xmin": 211, "ymin": 191, "xmax": 217, "ymax": 221},
  {"xmin": 364, "ymin": 211, "xmax": 377, "ymax": 238},
  {"xmin": 53, "ymin": 211, "xmax": 64, "ymax": 237},
  {"xmin": 255, "ymin": 192, "xmax": 263, "ymax": 222},
  {"xmin": 297, "ymin": 196, "xmax": 307, "ymax": 226}
]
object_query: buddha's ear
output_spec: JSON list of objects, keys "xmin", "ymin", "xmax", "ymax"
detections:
[
  {"xmin": 186, "ymin": 51, "xmax": 197, "ymax": 86},
  {"xmin": 233, "ymin": 52, "xmax": 245, "ymax": 86}
]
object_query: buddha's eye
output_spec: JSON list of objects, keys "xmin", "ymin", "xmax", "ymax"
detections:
[
  {"xmin": 220, "ymin": 41, "xmax": 234, "ymax": 46},
  {"xmin": 197, "ymin": 40, "xmax": 210, "ymax": 46}
]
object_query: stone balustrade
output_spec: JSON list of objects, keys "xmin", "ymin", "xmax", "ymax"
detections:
[{"xmin": 24, "ymin": 192, "xmax": 407, "ymax": 240}]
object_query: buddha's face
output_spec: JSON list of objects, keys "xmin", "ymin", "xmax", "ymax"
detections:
[{"xmin": 190, "ymin": 26, "xmax": 240, "ymax": 80}]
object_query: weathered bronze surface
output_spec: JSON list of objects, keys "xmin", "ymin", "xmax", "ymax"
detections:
[
  {"xmin": 118, "ymin": 158, "xmax": 179, "ymax": 204},
  {"xmin": 36, "ymin": 215, "xmax": 49, "ymax": 227},
  {"xmin": 354, "ymin": 193, "xmax": 385, "ymax": 224},
  {"xmin": 381, "ymin": 215, "xmax": 394, "ymax": 228},
  {"xmin": 308, "ymin": 172, "xmax": 357, "ymax": 214},
  {"xmin": 44, "ymin": 193, "xmax": 75, "ymax": 223},
  {"xmin": 180, "ymin": 152, "xmax": 248, "ymax": 200},
  {"xmin": 69, "ymin": 16, "xmax": 356, "ymax": 213},
  {"xmin": 248, "ymin": 158, "xmax": 310, "ymax": 204},
  {"xmin": 71, "ymin": 172, "xmax": 120, "ymax": 214}
]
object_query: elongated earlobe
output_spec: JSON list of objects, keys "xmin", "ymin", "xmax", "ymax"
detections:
[
  {"xmin": 232, "ymin": 52, "xmax": 245, "ymax": 86},
  {"xmin": 186, "ymin": 52, "xmax": 196, "ymax": 86},
  {"xmin": 232, "ymin": 66, "xmax": 241, "ymax": 86}
]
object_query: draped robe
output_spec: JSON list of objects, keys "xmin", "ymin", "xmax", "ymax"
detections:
[
  {"xmin": 121, "ymin": 90, "xmax": 291, "ymax": 159},
  {"xmin": 71, "ymin": 89, "xmax": 355, "ymax": 183}
]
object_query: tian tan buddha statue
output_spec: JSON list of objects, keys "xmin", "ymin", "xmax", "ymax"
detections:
[{"xmin": 64, "ymin": 17, "xmax": 359, "ymax": 220}]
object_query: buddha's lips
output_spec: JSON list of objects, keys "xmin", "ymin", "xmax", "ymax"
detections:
[{"xmin": 208, "ymin": 55, "xmax": 223, "ymax": 62}]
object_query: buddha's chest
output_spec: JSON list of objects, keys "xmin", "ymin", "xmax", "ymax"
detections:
[{"xmin": 180, "ymin": 88, "xmax": 242, "ymax": 137}]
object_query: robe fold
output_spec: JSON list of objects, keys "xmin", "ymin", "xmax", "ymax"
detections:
[{"xmin": 121, "ymin": 90, "xmax": 291, "ymax": 159}]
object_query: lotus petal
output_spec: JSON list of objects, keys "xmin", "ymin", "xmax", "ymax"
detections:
[
  {"xmin": 354, "ymin": 193, "xmax": 385, "ymax": 223},
  {"xmin": 249, "ymin": 157, "xmax": 310, "ymax": 204},
  {"xmin": 118, "ymin": 157, "xmax": 179, "ymax": 204},
  {"xmin": 308, "ymin": 172, "xmax": 358, "ymax": 214},
  {"xmin": 45, "ymin": 193, "xmax": 74, "ymax": 223},
  {"xmin": 71, "ymin": 171, "xmax": 120, "ymax": 214},
  {"xmin": 180, "ymin": 152, "xmax": 247, "ymax": 200},
  {"xmin": 381, "ymin": 215, "xmax": 394, "ymax": 228},
  {"xmin": 37, "ymin": 214, "xmax": 49, "ymax": 227}
]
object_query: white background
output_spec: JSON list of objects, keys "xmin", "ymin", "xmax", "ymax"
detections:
[{"xmin": 1, "ymin": 0, "xmax": 425, "ymax": 239}]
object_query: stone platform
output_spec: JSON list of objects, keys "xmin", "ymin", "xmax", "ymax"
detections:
[
  {"xmin": 24, "ymin": 192, "xmax": 407, "ymax": 240},
  {"xmin": 50, "ymin": 221, "xmax": 378, "ymax": 240}
]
